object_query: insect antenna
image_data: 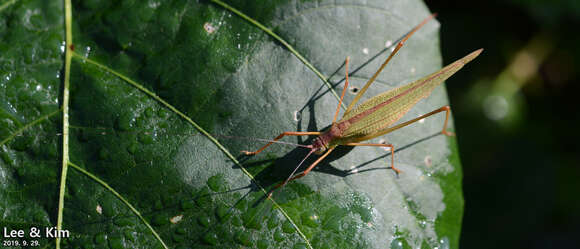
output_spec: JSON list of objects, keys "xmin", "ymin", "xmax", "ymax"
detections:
[{"xmin": 268, "ymin": 148, "xmax": 316, "ymax": 197}]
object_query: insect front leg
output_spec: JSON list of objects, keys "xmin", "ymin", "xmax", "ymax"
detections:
[
  {"xmin": 344, "ymin": 142, "xmax": 400, "ymax": 175},
  {"xmin": 241, "ymin": 131, "xmax": 321, "ymax": 155}
]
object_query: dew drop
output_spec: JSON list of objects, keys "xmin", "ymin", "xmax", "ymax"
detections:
[
  {"xmin": 124, "ymin": 230, "xmax": 136, "ymax": 242},
  {"xmin": 378, "ymin": 139, "xmax": 391, "ymax": 151},
  {"xmin": 144, "ymin": 107, "xmax": 154, "ymax": 118},
  {"xmin": 273, "ymin": 229, "xmax": 285, "ymax": 242},
  {"xmin": 108, "ymin": 235, "xmax": 125, "ymax": 249},
  {"xmin": 94, "ymin": 233, "xmax": 106, "ymax": 244},
  {"xmin": 197, "ymin": 215, "xmax": 211, "ymax": 227},
  {"xmin": 96, "ymin": 204, "xmax": 102, "ymax": 214},
  {"xmin": 138, "ymin": 132, "xmax": 154, "ymax": 144},
  {"xmin": 439, "ymin": 237, "xmax": 450, "ymax": 249},
  {"xmin": 293, "ymin": 111, "xmax": 302, "ymax": 122},
  {"xmin": 385, "ymin": 40, "xmax": 393, "ymax": 48},
  {"xmin": 362, "ymin": 48, "xmax": 369, "ymax": 55},
  {"xmin": 349, "ymin": 165, "xmax": 358, "ymax": 174},
  {"xmin": 85, "ymin": 46, "xmax": 92, "ymax": 57},
  {"xmin": 300, "ymin": 210, "xmax": 320, "ymax": 228},
  {"xmin": 59, "ymin": 41, "xmax": 65, "ymax": 53},
  {"xmin": 390, "ymin": 238, "xmax": 407, "ymax": 249},
  {"xmin": 349, "ymin": 86, "xmax": 359, "ymax": 94}
]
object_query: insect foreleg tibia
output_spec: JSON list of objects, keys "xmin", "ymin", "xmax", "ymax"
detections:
[
  {"xmin": 344, "ymin": 142, "xmax": 400, "ymax": 175},
  {"xmin": 241, "ymin": 131, "xmax": 321, "ymax": 155}
]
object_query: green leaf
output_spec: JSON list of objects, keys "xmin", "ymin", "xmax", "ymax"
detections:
[{"xmin": 0, "ymin": 0, "xmax": 463, "ymax": 249}]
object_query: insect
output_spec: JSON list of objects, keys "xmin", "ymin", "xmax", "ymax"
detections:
[{"xmin": 242, "ymin": 14, "xmax": 482, "ymax": 197}]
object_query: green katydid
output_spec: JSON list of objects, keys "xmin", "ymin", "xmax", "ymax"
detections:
[{"xmin": 242, "ymin": 14, "xmax": 482, "ymax": 196}]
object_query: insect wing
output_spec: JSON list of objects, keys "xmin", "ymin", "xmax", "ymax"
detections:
[{"xmin": 338, "ymin": 49, "xmax": 482, "ymax": 142}]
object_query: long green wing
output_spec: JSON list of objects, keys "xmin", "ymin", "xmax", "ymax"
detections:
[{"xmin": 338, "ymin": 49, "xmax": 482, "ymax": 142}]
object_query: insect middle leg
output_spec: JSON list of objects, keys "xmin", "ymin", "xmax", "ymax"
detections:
[
  {"xmin": 242, "ymin": 131, "xmax": 321, "ymax": 155},
  {"xmin": 344, "ymin": 142, "xmax": 400, "ymax": 175}
]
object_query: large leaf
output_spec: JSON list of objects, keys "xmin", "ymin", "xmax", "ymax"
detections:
[{"xmin": 0, "ymin": 0, "xmax": 463, "ymax": 248}]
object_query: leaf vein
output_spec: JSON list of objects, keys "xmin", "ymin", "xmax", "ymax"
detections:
[
  {"xmin": 272, "ymin": 3, "xmax": 405, "ymax": 29},
  {"xmin": 210, "ymin": 0, "xmax": 345, "ymax": 111},
  {"xmin": 72, "ymin": 52, "xmax": 313, "ymax": 249},
  {"xmin": 0, "ymin": 108, "xmax": 60, "ymax": 146},
  {"xmin": 67, "ymin": 161, "xmax": 169, "ymax": 249}
]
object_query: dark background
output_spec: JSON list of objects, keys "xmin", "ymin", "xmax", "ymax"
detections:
[{"xmin": 426, "ymin": 0, "xmax": 580, "ymax": 248}]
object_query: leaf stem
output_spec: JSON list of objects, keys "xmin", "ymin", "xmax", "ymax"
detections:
[{"xmin": 56, "ymin": 0, "xmax": 72, "ymax": 248}]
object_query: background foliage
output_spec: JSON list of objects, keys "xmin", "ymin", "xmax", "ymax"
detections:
[{"xmin": 428, "ymin": 0, "xmax": 580, "ymax": 248}]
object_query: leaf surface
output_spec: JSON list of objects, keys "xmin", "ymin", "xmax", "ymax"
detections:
[{"xmin": 0, "ymin": 0, "xmax": 463, "ymax": 248}]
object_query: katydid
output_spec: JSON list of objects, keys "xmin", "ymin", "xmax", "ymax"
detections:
[{"xmin": 242, "ymin": 14, "xmax": 482, "ymax": 197}]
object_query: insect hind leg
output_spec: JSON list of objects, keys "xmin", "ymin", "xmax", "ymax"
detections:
[{"xmin": 344, "ymin": 142, "xmax": 401, "ymax": 175}]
